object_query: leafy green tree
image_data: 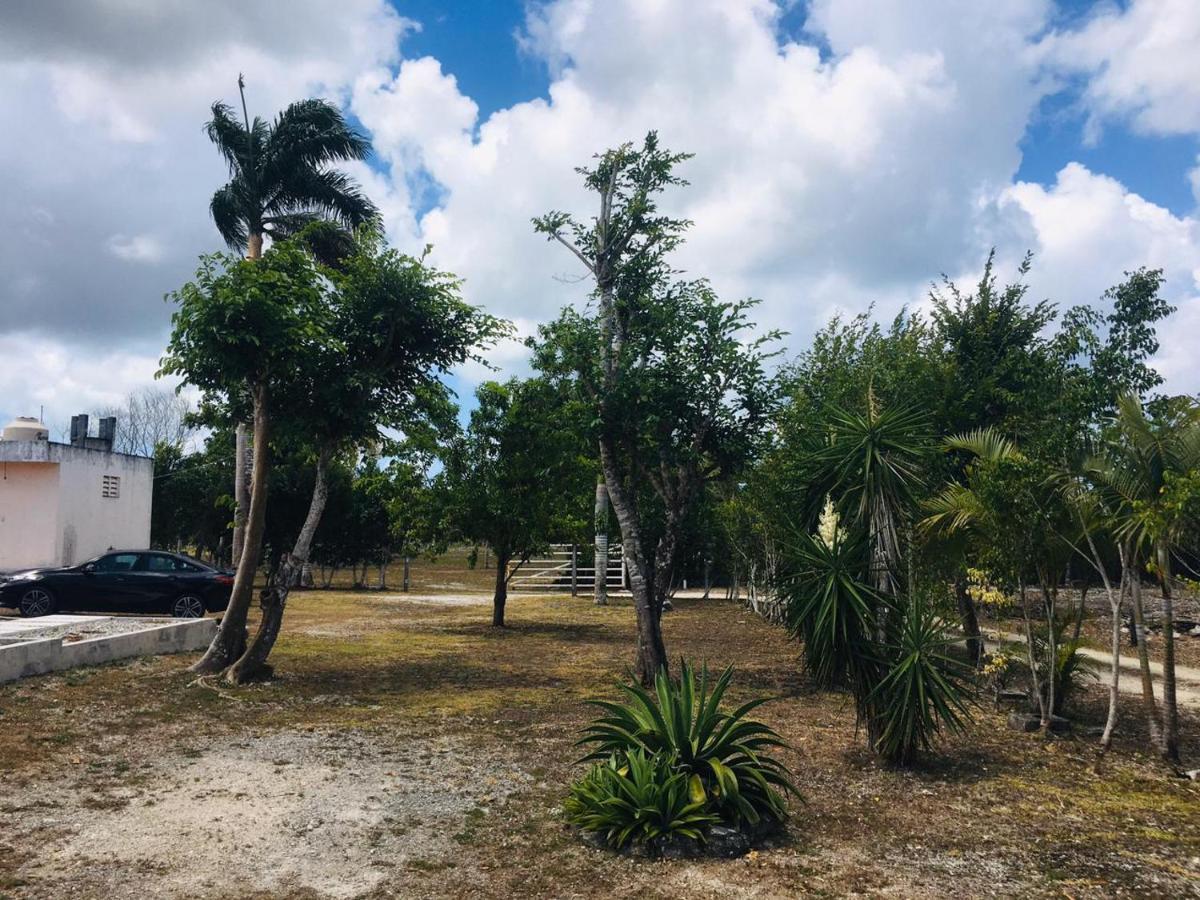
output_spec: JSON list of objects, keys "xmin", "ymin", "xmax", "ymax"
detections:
[
  {"xmin": 230, "ymin": 233, "xmax": 502, "ymax": 682},
  {"xmin": 438, "ymin": 378, "xmax": 593, "ymax": 626},
  {"xmin": 150, "ymin": 438, "xmax": 233, "ymax": 559},
  {"xmin": 534, "ymin": 134, "xmax": 779, "ymax": 680},
  {"xmin": 161, "ymin": 242, "xmax": 330, "ymax": 675},
  {"xmin": 924, "ymin": 431, "xmax": 1076, "ymax": 727}
]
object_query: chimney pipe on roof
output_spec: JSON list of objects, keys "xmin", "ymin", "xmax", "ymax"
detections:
[
  {"xmin": 70, "ymin": 414, "xmax": 89, "ymax": 447},
  {"xmin": 98, "ymin": 416, "xmax": 116, "ymax": 451}
]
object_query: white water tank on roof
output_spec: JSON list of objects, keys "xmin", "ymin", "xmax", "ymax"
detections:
[{"xmin": 1, "ymin": 417, "xmax": 49, "ymax": 441}]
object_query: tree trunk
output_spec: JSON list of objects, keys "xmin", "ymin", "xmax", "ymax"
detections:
[
  {"xmin": 402, "ymin": 556, "xmax": 410, "ymax": 592},
  {"xmin": 1071, "ymin": 584, "xmax": 1086, "ymax": 644},
  {"xmin": 1156, "ymin": 546, "xmax": 1179, "ymax": 763},
  {"xmin": 1129, "ymin": 568, "xmax": 1163, "ymax": 748},
  {"xmin": 1019, "ymin": 582, "xmax": 1049, "ymax": 727},
  {"xmin": 231, "ymin": 228, "xmax": 262, "ymax": 573},
  {"xmin": 378, "ymin": 561, "xmax": 387, "ymax": 591},
  {"xmin": 594, "ymin": 481, "xmax": 609, "ymax": 606},
  {"xmin": 227, "ymin": 445, "xmax": 331, "ymax": 683},
  {"xmin": 1094, "ymin": 535, "xmax": 1125, "ymax": 753},
  {"xmin": 492, "ymin": 549, "xmax": 510, "ymax": 627},
  {"xmin": 954, "ymin": 571, "xmax": 983, "ymax": 668},
  {"xmin": 192, "ymin": 386, "xmax": 271, "ymax": 674},
  {"xmin": 598, "ymin": 440, "xmax": 665, "ymax": 684},
  {"xmin": 1041, "ymin": 578, "xmax": 1057, "ymax": 724},
  {"xmin": 232, "ymin": 422, "xmax": 249, "ymax": 567}
]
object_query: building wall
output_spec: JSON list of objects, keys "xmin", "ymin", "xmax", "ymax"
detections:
[
  {"xmin": 53, "ymin": 446, "xmax": 153, "ymax": 565},
  {"xmin": 0, "ymin": 462, "xmax": 61, "ymax": 569},
  {"xmin": 0, "ymin": 441, "xmax": 153, "ymax": 569}
]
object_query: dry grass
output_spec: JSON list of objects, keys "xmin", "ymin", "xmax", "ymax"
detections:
[{"xmin": 0, "ymin": 590, "xmax": 1197, "ymax": 899}]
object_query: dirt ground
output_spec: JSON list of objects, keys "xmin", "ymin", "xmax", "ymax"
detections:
[{"xmin": 0, "ymin": 590, "xmax": 1197, "ymax": 899}]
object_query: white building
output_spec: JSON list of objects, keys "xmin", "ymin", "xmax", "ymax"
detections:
[{"xmin": 0, "ymin": 415, "xmax": 153, "ymax": 571}]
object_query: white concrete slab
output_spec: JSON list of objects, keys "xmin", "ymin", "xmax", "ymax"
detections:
[
  {"xmin": 0, "ymin": 614, "xmax": 109, "ymax": 636},
  {"xmin": 0, "ymin": 617, "xmax": 215, "ymax": 682}
]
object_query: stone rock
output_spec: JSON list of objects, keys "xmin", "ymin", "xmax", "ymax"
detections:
[
  {"xmin": 653, "ymin": 833, "xmax": 702, "ymax": 859},
  {"xmin": 1008, "ymin": 713, "xmax": 1040, "ymax": 733},
  {"xmin": 704, "ymin": 825, "xmax": 751, "ymax": 858},
  {"xmin": 1047, "ymin": 715, "xmax": 1072, "ymax": 735},
  {"xmin": 995, "ymin": 690, "xmax": 1029, "ymax": 709},
  {"xmin": 1184, "ymin": 769, "xmax": 1200, "ymax": 781}
]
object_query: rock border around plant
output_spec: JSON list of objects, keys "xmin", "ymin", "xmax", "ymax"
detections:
[{"xmin": 577, "ymin": 814, "xmax": 785, "ymax": 860}]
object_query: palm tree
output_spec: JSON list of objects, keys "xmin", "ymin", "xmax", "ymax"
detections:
[
  {"xmin": 1087, "ymin": 393, "xmax": 1200, "ymax": 763},
  {"xmin": 920, "ymin": 429, "xmax": 1072, "ymax": 725},
  {"xmin": 206, "ymin": 76, "xmax": 379, "ymax": 263},
  {"xmin": 191, "ymin": 80, "xmax": 379, "ymax": 676}
]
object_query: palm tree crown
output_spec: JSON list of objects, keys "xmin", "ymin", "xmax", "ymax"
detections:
[{"xmin": 206, "ymin": 95, "xmax": 379, "ymax": 260}]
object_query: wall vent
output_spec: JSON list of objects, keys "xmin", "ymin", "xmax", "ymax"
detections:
[{"xmin": 102, "ymin": 475, "xmax": 121, "ymax": 499}]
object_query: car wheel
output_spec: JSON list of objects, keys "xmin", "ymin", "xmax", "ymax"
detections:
[
  {"xmin": 170, "ymin": 594, "xmax": 206, "ymax": 618},
  {"xmin": 18, "ymin": 587, "xmax": 57, "ymax": 617}
]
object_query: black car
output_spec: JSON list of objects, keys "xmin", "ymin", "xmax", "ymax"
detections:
[{"xmin": 0, "ymin": 551, "xmax": 234, "ymax": 619}]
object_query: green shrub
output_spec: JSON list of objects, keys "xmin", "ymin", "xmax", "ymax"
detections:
[
  {"xmin": 866, "ymin": 594, "xmax": 977, "ymax": 764},
  {"xmin": 1053, "ymin": 640, "xmax": 1100, "ymax": 714},
  {"xmin": 577, "ymin": 661, "xmax": 796, "ymax": 826},
  {"xmin": 779, "ymin": 527, "xmax": 881, "ymax": 691},
  {"xmin": 563, "ymin": 749, "xmax": 718, "ymax": 849},
  {"xmin": 566, "ymin": 662, "xmax": 798, "ymax": 850}
]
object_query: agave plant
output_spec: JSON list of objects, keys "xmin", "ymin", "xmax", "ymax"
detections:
[
  {"xmin": 578, "ymin": 661, "xmax": 797, "ymax": 825},
  {"xmin": 563, "ymin": 749, "xmax": 719, "ymax": 850},
  {"xmin": 866, "ymin": 594, "xmax": 977, "ymax": 765}
]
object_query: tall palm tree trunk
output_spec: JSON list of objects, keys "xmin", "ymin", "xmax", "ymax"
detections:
[
  {"xmin": 1129, "ymin": 565, "xmax": 1162, "ymax": 748},
  {"xmin": 228, "ymin": 444, "xmax": 331, "ymax": 683},
  {"xmin": 192, "ymin": 384, "xmax": 271, "ymax": 674},
  {"xmin": 231, "ymin": 231, "xmax": 263, "ymax": 568},
  {"xmin": 1156, "ymin": 545, "xmax": 1179, "ymax": 763}
]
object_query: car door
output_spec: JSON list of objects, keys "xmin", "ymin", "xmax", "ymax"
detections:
[
  {"xmin": 85, "ymin": 552, "xmax": 143, "ymax": 610},
  {"xmin": 130, "ymin": 553, "xmax": 185, "ymax": 609}
]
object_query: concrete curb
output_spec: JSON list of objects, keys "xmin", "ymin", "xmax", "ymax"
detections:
[{"xmin": 0, "ymin": 618, "xmax": 216, "ymax": 683}]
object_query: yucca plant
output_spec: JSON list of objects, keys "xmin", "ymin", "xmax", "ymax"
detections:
[
  {"xmin": 563, "ymin": 749, "xmax": 719, "ymax": 850},
  {"xmin": 778, "ymin": 525, "xmax": 883, "ymax": 692},
  {"xmin": 578, "ymin": 661, "xmax": 797, "ymax": 826},
  {"xmin": 866, "ymin": 594, "xmax": 977, "ymax": 765}
]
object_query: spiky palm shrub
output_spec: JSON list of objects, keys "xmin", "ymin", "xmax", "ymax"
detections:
[
  {"xmin": 779, "ymin": 525, "xmax": 882, "ymax": 693},
  {"xmin": 575, "ymin": 662, "xmax": 798, "ymax": 834},
  {"xmin": 780, "ymin": 513, "xmax": 976, "ymax": 764},
  {"xmin": 866, "ymin": 594, "xmax": 977, "ymax": 764},
  {"xmin": 563, "ymin": 750, "xmax": 719, "ymax": 850}
]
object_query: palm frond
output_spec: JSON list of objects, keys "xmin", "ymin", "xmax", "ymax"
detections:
[
  {"xmin": 268, "ymin": 98, "xmax": 373, "ymax": 169},
  {"xmin": 269, "ymin": 166, "xmax": 380, "ymax": 230},
  {"xmin": 944, "ymin": 427, "xmax": 1022, "ymax": 462},
  {"xmin": 209, "ymin": 183, "xmax": 249, "ymax": 252}
]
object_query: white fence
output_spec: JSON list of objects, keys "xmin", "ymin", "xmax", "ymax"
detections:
[{"xmin": 509, "ymin": 543, "xmax": 626, "ymax": 594}]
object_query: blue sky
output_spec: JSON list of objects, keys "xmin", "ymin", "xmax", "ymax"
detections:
[
  {"xmin": 395, "ymin": 0, "xmax": 1199, "ymax": 216},
  {"xmin": 1, "ymin": 0, "xmax": 1198, "ymax": 431}
]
